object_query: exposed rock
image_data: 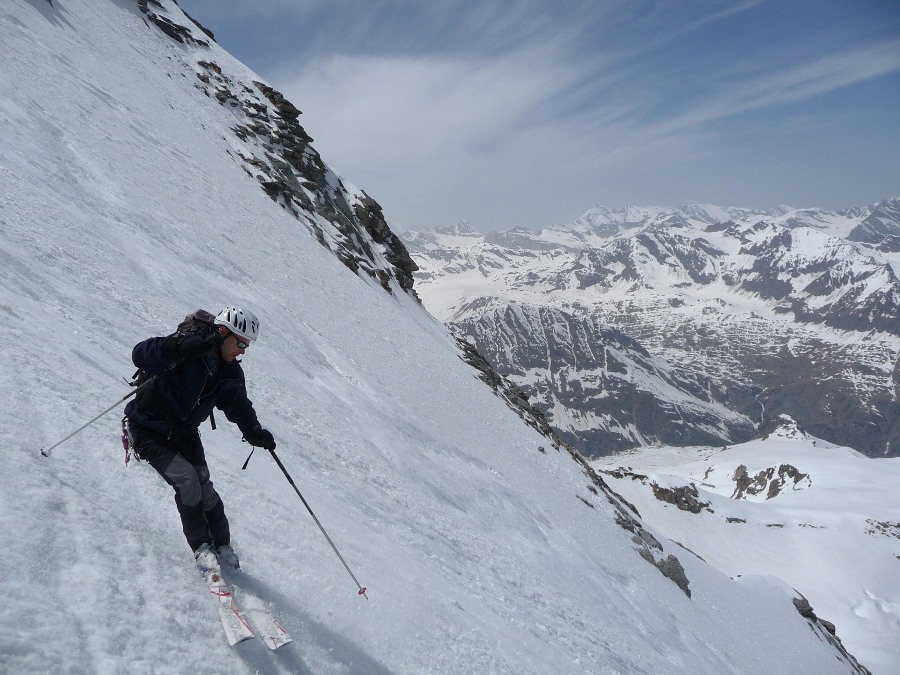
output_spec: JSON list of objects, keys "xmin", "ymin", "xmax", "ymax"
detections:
[
  {"xmin": 138, "ymin": 2, "xmax": 209, "ymax": 47},
  {"xmin": 138, "ymin": 3, "xmax": 418, "ymax": 299},
  {"xmin": 178, "ymin": 5, "xmax": 216, "ymax": 41},
  {"xmin": 731, "ymin": 462, "xmax": 810, "ymax": 500},
  {"xmin": 792, "ymin": 594, "xmax": 872, "ymax": 674},
  {"xmin": 600, "ymin": 467, "xmax": 649, "ymax": 482},
  {"xmin": 655, "ymin": 555, "xmax": 691, "ymax": 597},
  {"xmin": 864, "ymin": 520, "xmax": 900, "ymax": 538},
  {"xmin": 650, "ymin": 482, "xmax": 713, "ymax": 514},
  {"xmin": 793, "ymin": 595, "xmax": 815, "ymax": 619},
  {"xmin": 254, "ymin": 81, "xmax": 302, "ymax": 121},
  {"xmin": 353, "ymin": 191, "xmax": 419, "ymax": 294},
  {"xmin": 759, "ymin": 413, "xmax": 808, "ymax": 440},
  {"xmin": 454, "ymin": 302, "xmax": 755, "ymax": 458}
]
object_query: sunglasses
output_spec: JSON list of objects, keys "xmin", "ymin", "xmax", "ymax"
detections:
[{"xmin": 230, "ymin": 334, "xmax": 251, "ymax": 350}]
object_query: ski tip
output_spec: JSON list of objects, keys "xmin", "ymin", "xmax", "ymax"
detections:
[
  {"xmin": 228, "ymin": 632, "xmax": 255, "ymax": 647},
  {"xmin": 270, "ymin": 637, "xmax": 293, "ymax": 650}
]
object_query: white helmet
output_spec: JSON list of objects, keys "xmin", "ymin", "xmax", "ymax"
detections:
[{"xmin": 214, "ymin": 306, "xmax": 260, "ymax": 342}]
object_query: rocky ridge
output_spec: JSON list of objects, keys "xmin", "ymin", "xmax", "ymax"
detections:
[{"xmin": 139, "ymin": 0, "xmax": 418, "ymax": 296}]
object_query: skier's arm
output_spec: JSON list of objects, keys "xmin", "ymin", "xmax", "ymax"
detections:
[
  {"xmin": 132, "ymin": 332, "xmax": 221, "ymax": 371},
  {"xmin": 216, "ymin": 373, "xmax": 258, "ymax": 431},
  {"xmin": 217, "ymin": 374, "xmax": 275, "ymax": 449}
]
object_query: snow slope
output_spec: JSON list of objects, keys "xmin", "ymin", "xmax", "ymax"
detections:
[
  {"xmin": 597, "ymin": 422, "xmax": 900, "ymax": 674},
  {"xmin": 0, "ymin": 1, "xmax": 872, "ymax": 672}
]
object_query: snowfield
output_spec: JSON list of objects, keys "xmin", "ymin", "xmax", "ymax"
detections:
[
  {"xmin": 0, "ymin": 0, "xmax": 887, "ymax": 672},
  {"xmin": 597, "ymin": 424, "xmax": 900, "ymax": 674}
]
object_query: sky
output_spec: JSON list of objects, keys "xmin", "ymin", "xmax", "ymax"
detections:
[{"xmin": 175, "ymin": 0, "xmax": 900, "ymax": 231}]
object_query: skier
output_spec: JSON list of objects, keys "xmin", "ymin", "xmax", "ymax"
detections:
[{"xmin": 124, "ymin": 306, "xmax": 276, "ymax": 570}]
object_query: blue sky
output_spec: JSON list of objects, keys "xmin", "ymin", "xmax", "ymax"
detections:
[{"xmin": 176, "ymin": 0, "xmax": 900, "ymax": 231}]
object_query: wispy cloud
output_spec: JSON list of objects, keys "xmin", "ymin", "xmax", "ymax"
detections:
[
  {"xmin": 279, "ymin": 39, "xmax": 586, "ymax": 168},
  {"xmin": 246, "ymin": 0, "xmax": 900, "ymax": 227},
  {"xmin": 603, "ymin": 39, "xmax": 900, "ymax": 153}
]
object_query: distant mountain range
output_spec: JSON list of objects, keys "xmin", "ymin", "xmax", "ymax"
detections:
[{"xmin": 403, "ymin": 199, "xmax": 900, "ymax": 458}]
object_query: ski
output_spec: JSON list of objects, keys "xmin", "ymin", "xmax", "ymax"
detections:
[
  {"xmin": 217, "ymin": 562, "xmax": 293, "ymax": 650},
  {"xmin": 243, "ymin": 599, "xmax": 292, "ymax": 651},
  {"xmin": 201, "ymin": 566, "xmax": 255, "ymax": 646}
]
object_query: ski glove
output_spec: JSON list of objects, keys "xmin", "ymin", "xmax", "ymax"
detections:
[
  {"xmin": 174, "ymin": 332, "xmax": 223, "ymax": 359},
  {"xmin": 243, "ymin": 424, "xmax": 276, "ymax": 451}
]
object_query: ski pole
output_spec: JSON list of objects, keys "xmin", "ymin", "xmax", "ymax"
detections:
[
  {"xmin": 40, "ymin": 391, "xmax": 137, "ymax": 457},
  {"xmin": 40, "ymin": 357, "xmax": 185, "ymax": 458},
  {"xmin": 267, "ymin": 447, "xmax": 368, "ymax": 599}
]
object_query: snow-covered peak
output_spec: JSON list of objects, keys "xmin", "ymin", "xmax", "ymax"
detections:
[
  {"xmin": 437, "ymin": 220, "xmax": 483, "ymax": 236},
  {"xmin": 762, "ymin": 414, "xmax": 810, "ymax": 441}
]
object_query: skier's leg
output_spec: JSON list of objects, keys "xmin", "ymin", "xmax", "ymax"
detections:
[
  {"xmin": 180, "ymin": 431, "xmax": 231, "ymax": 549},
  {"xmin": 138, "ymin": 433, "xmax": 212, "ymax": 550},
  {"xmin": 196, "ymin": 465, "xmax": 230, "ymax": 548},
  {"xmin": 158, "ymin": 453, "xmax": 213, "ymax": 550}
]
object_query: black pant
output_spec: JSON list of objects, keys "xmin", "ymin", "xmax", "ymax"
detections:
[{"xmin": 131, "ymin": 424, "xmax": 230, "ymax": 551}]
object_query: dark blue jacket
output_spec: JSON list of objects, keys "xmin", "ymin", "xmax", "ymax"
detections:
[{"xmin": 124, "ymin": 332, "xmax": 259, "ymax": 440}]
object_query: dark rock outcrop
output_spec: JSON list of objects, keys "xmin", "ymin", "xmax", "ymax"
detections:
[
  {"xmin": 455, "ymin": 303, "xmax": 755, "ymax": 458},
  {"xmin": 731, "ymin": 463, "xmax": 810, "ymax": 500},
  {"xmin": 650, "ymin": 482, "xmax": 713, "ymax": 513},
  {"xmin": 140, "ymin": 2, "xmax": 418, "ymax": 298},
  {"xmin": 792, "ymin": 594, "xmax": 872, "ymax": 674}
]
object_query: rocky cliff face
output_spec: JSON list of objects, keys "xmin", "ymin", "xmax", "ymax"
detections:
[
  {"xmin": 405, "ymin": 201, "xmax": 900, "ymax": 458},
  {"xmin": 138, "ymin": 0, "xmax": 418, "ymax": 297},
  {"xmin": 454, "ymin": 303, "xmax": 755, "ymax": 455}
]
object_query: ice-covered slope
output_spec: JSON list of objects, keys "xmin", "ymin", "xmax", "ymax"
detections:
[
  {"xmin": 0, "ymin": 1, "xmax": 871, "ymax": 672},
  {"xmin": 597, "ymin": 418, "xmax": 900, "ymax": 674}
]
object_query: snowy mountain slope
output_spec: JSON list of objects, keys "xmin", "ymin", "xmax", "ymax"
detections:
[
  {"xmin": 849, "ymin": 198, "xmax": 900, "ymax": 252},
  {"xmin": 0, "ymin": 1, "xmax": 870, "ymax": 673},
  {"xmin": 453, "ymin": 302, "xmax": 755, "ymax": 455},
  {"xmin": 404, "ymin": 202, "xmax": 900, "ymax": 458},
  {"xmin": 596, "ymin": 418, "xmax": 900, "ymax": 674}
]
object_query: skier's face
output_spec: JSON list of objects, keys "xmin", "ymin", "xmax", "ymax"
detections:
[{"xmin": 220, "ymin": 331, "xmax": 249, "ymax": 362}]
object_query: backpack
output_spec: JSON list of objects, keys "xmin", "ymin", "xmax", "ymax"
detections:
[
  {"xmin": 174, "ymin": 308, "xmax": 217, "ymax": 337},
  {"xmin": 127, "ymin": 309, "xmax": 217, "ymax": 388},
  {"xmin": 123, "ymin": 309, "xmax": 219, "ymax": 463}
]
